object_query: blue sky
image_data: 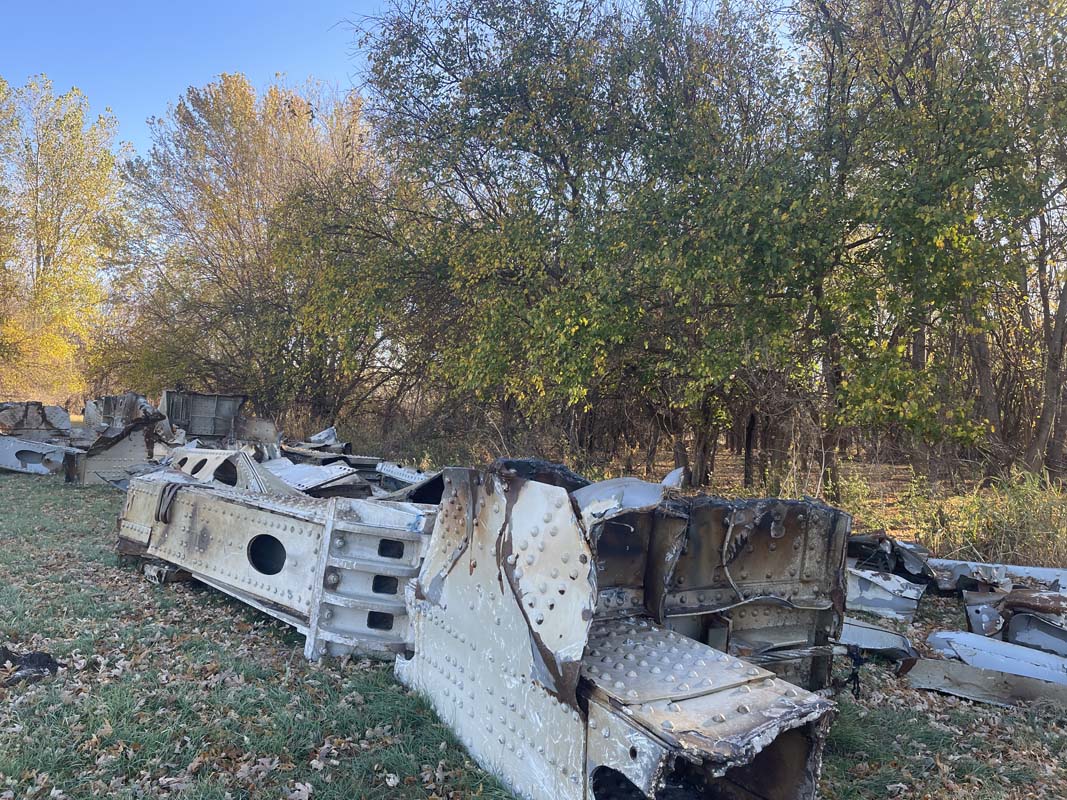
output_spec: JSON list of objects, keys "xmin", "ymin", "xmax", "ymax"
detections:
[{"xmin": 0, "ymin": 1, "xmax": 382, "ymax": 153}]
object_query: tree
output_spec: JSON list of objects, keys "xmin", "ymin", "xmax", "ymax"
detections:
[
  {"xmin": 102, "ymin": 75, "xmax": 402, "ymax": 421},
  {"xmin": 0, "ymin": 75, "xmax": 121, "ymax": 402}
]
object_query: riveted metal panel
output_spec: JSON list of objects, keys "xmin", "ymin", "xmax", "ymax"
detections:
[
  {"xmin": 397, "ymin": 468, "xmax": 592, "ymax": 800},
  {"xmin": 118, "ymin": 478, "xmax": 435, "ymax": 659}
]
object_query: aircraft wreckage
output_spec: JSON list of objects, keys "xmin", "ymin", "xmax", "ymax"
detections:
[{"xmin": 114, "ymin": 457, "xmax": 850, "ymax": 800}]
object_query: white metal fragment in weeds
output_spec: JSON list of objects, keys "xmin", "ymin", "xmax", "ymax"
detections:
[{"xmin": 846, "ymin": 565, "xmax": 925, "ymax": 621}]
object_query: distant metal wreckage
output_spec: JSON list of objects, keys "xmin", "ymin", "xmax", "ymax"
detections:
[{"xmin": 113, "ymin": 456, "xmax": 850, "ymax": 800}]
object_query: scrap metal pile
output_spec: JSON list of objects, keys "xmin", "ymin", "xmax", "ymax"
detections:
[
  {"xmin": 111, "ymin": 451, "xmax": 851, "ymax": 800},
  {"xmin": 842, "ymin": 530, "xmax": 1067, "ymax": 708},
  {"xmin": 6, "ymin": 393, "xmax": 1067, "ymax": 798}
]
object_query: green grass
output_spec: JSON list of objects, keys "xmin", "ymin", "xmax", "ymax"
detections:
[
  {"xmin": 0, "ymin": 473, "xmax": 510, "ymax": 799},
  {"xmin": 3, "ymin": 472, "xmax": 1066, "ymax": 799}
]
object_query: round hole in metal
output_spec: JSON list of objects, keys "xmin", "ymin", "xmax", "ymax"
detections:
[{"xmin": 248, "ymin": 534, "xmax": 286, "ymax": 575}]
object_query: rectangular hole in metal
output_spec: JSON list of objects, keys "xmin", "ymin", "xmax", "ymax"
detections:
[
  {"xmin": 372, "ymin": 575, "xmax": 399, "ymax": 594},
  {"xmin": 378, "ymin": 539, "xmax": 404, "ymax": 559},
  {"xmin": 367, "ymin": 611, "xmax": 394, "ymax": 631}
]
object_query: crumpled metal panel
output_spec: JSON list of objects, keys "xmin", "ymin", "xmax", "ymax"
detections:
[
  {"xmin": 926, "ymin": 630, "xmax": 1067, "ymax": 685},
  {"xmin": 377, "ymin": 460, "xmax": 437, "ymax": 491},
  {"xmin": 0, "ymin": 402, "xmax": 72, "ymax": 442},
  {"xmin": 846, "ymin": 566, "xmax": 924, "ymax": 621},
  {"xmin": 399, "ymin": 466, "xmax": 837, "ymax": 800},
  {"xmin": 839, "ymin": 617, "xmax": 918, "ymax": 663},
  {"xmin": 0, "ymin": 435, "xmax": 82, "ymax": 475},
  {"xmin": 926, "ymin": 558, "xmax": 1022, "ymax": 591},
  {"xmin": 397, "ymin": 467, "xmax": 591, "ymax": 800},
  {"xmin": 1006, "ymin": 613, "xmax": 1067, "ymax": 658},
  {"xmin": 117, "ymin": 478, "xmax": 435, "ymax": 658}
]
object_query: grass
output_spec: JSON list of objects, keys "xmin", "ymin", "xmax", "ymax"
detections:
[
  {"xmin": 2, "ymin": 472, "xmax": 1066, "ymax": 799},
  {"xmin": 0, "ymin": 473, "xmax": 510, "ymax": 800}
]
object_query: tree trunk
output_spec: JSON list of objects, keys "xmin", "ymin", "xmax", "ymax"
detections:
[{"xmin": 743, "ymin": 412, "xmax": 756, "ymax": 489}]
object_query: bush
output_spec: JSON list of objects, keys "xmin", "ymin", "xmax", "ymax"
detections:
[{"xmin": 905, "ymin": 471, "xmax": 1067, "ymax": 567}]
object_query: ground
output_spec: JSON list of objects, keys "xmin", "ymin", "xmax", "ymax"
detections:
[{"xmin": 1, "ymin": 474, "xmax": 1066, "ymax": 799}]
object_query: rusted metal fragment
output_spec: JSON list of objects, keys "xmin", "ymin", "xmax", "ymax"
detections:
[
  {"xmin": 846, "ymin": 566, "xmax": 924, "ymax": 621},
  {"xmin": 0, "ymin": 435, "xmax": 82, "ymax": 475},
  {"xmin": 663, "ymin": 497, "xmax": 849, "ymax": 691},
  {"xmin": 907, "ymin": 657, "xmax": 1067, "ymax": 707},
  {"xmin": 999, "ymin": 589, "xmax": 1067, "ymax": 656},
  {"xmin": 839, "ymin": 617, "xmax": 918, "ymax": 664},
  {"xmin": 116, "ymin": 478, "xmax": 435, "ymax": 658},
  {"xmin": 927, "ymin": 630, "xmax": 1067, "ymax": 685}
]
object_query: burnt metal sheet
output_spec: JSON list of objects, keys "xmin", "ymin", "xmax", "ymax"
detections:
[
  {"xmin": 846, "ymin": 566, "xmax": 924, "ymax": 621},
  {"xmin": 907, "ymin": 657, "xmax": 1067, "ymax": 707},
  {"xmin": 399, "ymin": 466, "xmax": 838, "ymax": 800},
  {"xmin": 116, "ymin": 478, "xmax": 435, "ymax": 658},
  {"xmin": 0, "ymin": 435, "xmax": 82, "ymax": 475},
  {"xmin": 839, "ymin": 617, "xmax": 918, "ymax": 663},
  {"xmin": 927, "ymin": 557, "xmax": 1059, "ymax": 590},
  {"xmin": 926, "ymin": 630, "xmax": 1067, "ymax": 685},
  {"xmin": 665, "ymin": 497, "xmax": 849, "ymax": 691},
  {"xmin": 397, "ymin": 467, "xmax": 593, "ymax": 800}
]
